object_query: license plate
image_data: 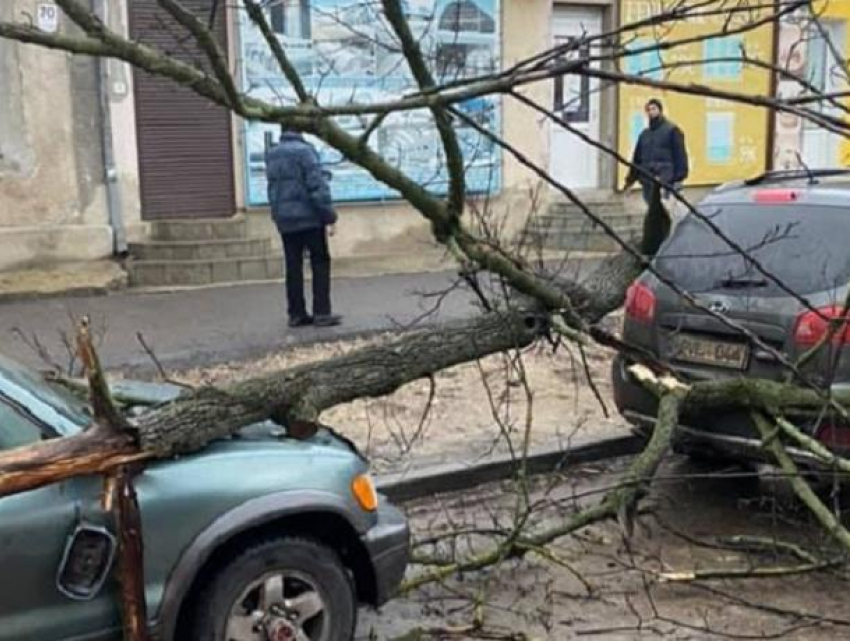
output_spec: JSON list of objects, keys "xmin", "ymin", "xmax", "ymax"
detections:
[{"xmin": 671, "ymin": 334, "xmax": 749, "ymax": 370}]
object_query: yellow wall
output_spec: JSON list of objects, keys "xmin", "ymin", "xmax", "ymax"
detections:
[{"xmin": 618, "ymin": 0, "xmax": 775, "ymax": 185}]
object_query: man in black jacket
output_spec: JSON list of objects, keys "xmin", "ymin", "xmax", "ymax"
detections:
[
  {"xmin": 623, "ymin": 99, "xmax": 689, "ymax": 207},
  {"xmin": 266, "ymin": 128, "xmax": 342, "ymax": 328}
]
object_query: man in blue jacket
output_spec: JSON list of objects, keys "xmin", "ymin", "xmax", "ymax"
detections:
[
  {"xmin": 266, "ymin": 128, "xmax": 341, "ymax": 328},
  {"xmin": 623, "ymin": 99, "xmax": 689, "ymax": 207}
]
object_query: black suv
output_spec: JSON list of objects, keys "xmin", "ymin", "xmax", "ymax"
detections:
[{"xmin": 613, "ymin": 169, "xmax": 850, "ymax": 464}]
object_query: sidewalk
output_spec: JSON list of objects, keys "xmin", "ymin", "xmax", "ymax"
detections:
[{"xmin": 0, "ymin": 271, "xmax": 475, "ymax": 374}]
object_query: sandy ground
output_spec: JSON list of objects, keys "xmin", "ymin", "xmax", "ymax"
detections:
[
  {"xmin": 359, "ymin": 457, "xmax": 850, "ymax": 640},
  {"xmin": 175, "ymin": 334, "xmax": 628, "ymax": 474}
]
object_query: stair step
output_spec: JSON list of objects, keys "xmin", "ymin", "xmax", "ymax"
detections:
[
  {"xmin": 129, "ymin": 238, "xmax": 272, "ymax": 261},
  {"xmin": 128, "ymin": 256, "xmax": 283, "ymax": 287},
  {"xmin": 545, "ymin": 227, "xmax": 643, "ymax": 252},
  {"xmin": 150, "ymin": 217, "xmax": 247, "ymax": 242},
  {"xmin": 548, "ymin": 198, "xmax": 628, "ymax": 216},
  {"xmin": 532, "ymin": 213, "xmax": 645, "ymax": 232}
]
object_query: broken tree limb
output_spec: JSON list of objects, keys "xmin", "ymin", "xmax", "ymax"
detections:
[
  {"xmin": 752, "ymin": 412, "xmax": 850, "ymax": 555},
  {"xmin": 76, "ymin": 317, "xmax": 129, "ymax": 431},
  {"xmin": 111, "ymin": 466, "xmax": 150, "ymax": 641},
  {"xmin": 0, "ymin": 313, "xmax": 541, "ymax": 497},
  {"xmin": 132, "ymin": 312, "xmax": 542, "ymax": 455},
  {"xmin": 0, "ymin": 427, "xmax": 145, "ymax": 497},
  {"xmin": 402, "ymin": 387, "xmax": 685, "ymax": 592}
]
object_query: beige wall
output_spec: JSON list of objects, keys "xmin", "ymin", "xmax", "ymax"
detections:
[{"xmin": 0, "ymin": 0, "xmax": 141, "ymax": 271}]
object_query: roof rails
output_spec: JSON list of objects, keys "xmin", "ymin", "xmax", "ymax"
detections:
[{"xmin": 744, "ymin": 168, "xmax": 850, "ymax": 186}]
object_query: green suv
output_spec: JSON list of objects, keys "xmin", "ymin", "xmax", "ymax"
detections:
[{"xmin": 0, "ymin": 352, "xmax": 409, "ymax": 641}]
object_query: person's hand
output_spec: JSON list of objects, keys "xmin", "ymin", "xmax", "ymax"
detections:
[{"xmin": 327, "ymin": 224, "xmax": 336, "ymax": 237}]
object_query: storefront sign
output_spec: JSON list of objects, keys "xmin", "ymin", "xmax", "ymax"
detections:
[{"xmin": 238, "ymin": 0, "xmax": 502, "ymax": 206}]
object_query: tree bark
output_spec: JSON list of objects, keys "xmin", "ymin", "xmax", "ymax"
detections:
[
  {"xmin": 111, "ymin": 467, "xmax": 151, "ymax": 641},
  {"xmin": 133, "ymin": 312, "xmax": 542, "ymax": 455},
  {"xmin": 0, "ymin": 313, "xmax": 541, "ymax": 497}
]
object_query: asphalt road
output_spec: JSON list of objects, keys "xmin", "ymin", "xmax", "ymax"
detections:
[{"xmin": 0, "ymin": 272, "xmax": 476, "ymax": 374}]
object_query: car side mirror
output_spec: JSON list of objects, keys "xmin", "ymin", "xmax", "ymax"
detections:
[{"xmin": 56, "ymin": 523, "xmax": 117, "ymax": 601}]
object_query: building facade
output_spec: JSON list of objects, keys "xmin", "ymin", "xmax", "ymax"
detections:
[
  {"xmin": 773, "ymin": 0, "xmax": 850, "ymax": 170},
  {"xmin": 0, "ymin": 0, "xmax": 143, "ymax": 272},
  {"xmin": 2, "ymin": 0, "xmax": 846, "ymax": 276}
]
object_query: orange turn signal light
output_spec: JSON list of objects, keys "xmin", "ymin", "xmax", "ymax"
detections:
[{"xmin": 352, "ymin": 474, "xmax": 378, "ymax": 512}]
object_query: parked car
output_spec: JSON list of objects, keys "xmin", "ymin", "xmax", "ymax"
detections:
[
  {"xmin": 613, "ymin": 169, "xmax": 850, "ymax": 465},
  {"xmin": 0, "ymin": 351, "xmax": 410, "ymax": 641}
]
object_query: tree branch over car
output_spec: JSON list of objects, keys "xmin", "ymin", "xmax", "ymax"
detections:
[{"xmin": 4, "ymin": 0, "xmax": 850, "ymax": 638}]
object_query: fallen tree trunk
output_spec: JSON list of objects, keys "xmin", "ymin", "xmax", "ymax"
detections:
[{"xmin": 0, "ymin": 312, "xmax": 541, "ymax": 496}]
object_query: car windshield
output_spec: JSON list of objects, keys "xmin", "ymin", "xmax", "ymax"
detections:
[
  {"xmin": 0, "ymin": 353, "xmax": 90, "ymax": 435},
  {"xmin": 655, "ymin": 203, "xmax": 850, "ymax": 296}
]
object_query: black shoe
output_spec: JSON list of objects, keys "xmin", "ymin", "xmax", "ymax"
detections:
[
  {"xmin": 313, "ymin": 314, "xmax": 342, "ymax": 327},
  {"xmin": 288, "ymin": 315, "xmax": 314, "ymax": 328}
]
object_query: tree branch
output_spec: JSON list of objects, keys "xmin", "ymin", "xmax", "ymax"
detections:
[
  {"xmin": 156, "ymin": 0, "xmax": 243, "ymax": 110},
  {"xmin": 380, "ymin": 0, "xmax": 465, "ymax": 222},
  {"xmin": 242, "ymin": 0, "xmax": 310, "ymax": 102}
]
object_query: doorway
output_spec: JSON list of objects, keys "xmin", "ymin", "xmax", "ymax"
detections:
[{"xmin": 549, "ymin": 5, "xmax": 604, "ymax": 189}]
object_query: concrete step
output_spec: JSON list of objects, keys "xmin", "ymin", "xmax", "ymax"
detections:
[
  {"xmin": 149, "ymin": 217, "xmax": 247, "ymax": 242},
  {"xmin": 128, "ymin": 256, "xmax": 282, "ymax": 287},
  {"xmin": 129, "ymin": 238, "xmax": 272, "ymax": 261},
  {"xmin": 544, "ymin": 226, "xmax": 643, "ymax": 252},
  {"xmin": 532, "ymin": 213, "xmax": 645, "ymax": 233},
  {"xmin": 547, "ymin": 197, "xmax": 630, "ymax": 219}
]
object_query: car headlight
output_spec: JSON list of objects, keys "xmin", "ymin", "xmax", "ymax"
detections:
[{"xmin": 351, "ymin": 473, "xmax": 378, "ymax": 512}]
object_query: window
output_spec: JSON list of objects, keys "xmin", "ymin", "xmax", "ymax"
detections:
[
  {"xmin": 706, "ymin": 112, "xmax": 734, "ymax": 164},
  {"xmin": 269, "ymin": 0, "xmax": 311, "ymax": 39},
  {"xmin": 703, "ymin": 36, "xmax": 743, "ymax": 81},
  {"xmin": 630, "ymin": 112, "xmax": 645, "ymax": 150},
  {"xmin": 623, "ymin": 39, "xmax": 663, "ymax": 81},
  {"xmin": 803, "ymin": 21, "xmax": 845, "ymax": 117},
  {"xmin": 655, "ymin": 204, "xmax": 850, "ymax": 295},
  {"xmin": 438, "ymin": 0, "xmax": 495, "ymax": 34},
  {"xmin": 0, "ymin": 399, "xmax": 45, "ymax": 450},
  {"xmin": 553, "ymin": 37, "xmax": 590, "ymax": 123}
]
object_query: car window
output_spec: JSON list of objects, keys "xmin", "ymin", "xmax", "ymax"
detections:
[
  {"xmin": 655, "ymin": 204, "xmax": 850, "ymax": 296},
  {"xmin": 0, "ymin": 399, "xmax": 46, "ymax": 450},
  {"xmin": 0, "ymin": 353, "xmax": 89, "ymax": 430}
]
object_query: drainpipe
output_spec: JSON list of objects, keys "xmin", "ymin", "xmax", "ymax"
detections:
[{"xmin": 92, "ymin": 0, "xmax": 128, "ymax": 255}]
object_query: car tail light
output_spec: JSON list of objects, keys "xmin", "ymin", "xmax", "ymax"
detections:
[
  {"xmin": 815, "ymin": 423, "xmax": 850, "ymax": 449},
  {"xmin": 625, "ymin": 282, "xmax": 656, "ymax": 323},
  {"xmin": 793, "ymin": 305, "xmax": 850, "ymax": 347},
  {"xmin": 753, "ymin": 189, "xmax": 799, "ymax": 204}
]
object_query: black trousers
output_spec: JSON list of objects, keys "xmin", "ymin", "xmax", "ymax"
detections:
[{"xmin": 280, "ymin": 227, "xmax": 332, "ymax": 319}]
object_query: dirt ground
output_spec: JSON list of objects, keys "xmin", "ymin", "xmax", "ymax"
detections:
[
  {"xmin": 359, "ymin": 457, "xmax": 850, "ymax": 640},
  {"xmin": 175, "ymin": 334, "xmax": 627, "ymax": 474}
]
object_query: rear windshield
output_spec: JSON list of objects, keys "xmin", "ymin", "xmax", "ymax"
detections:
[{"xmin": 655, "ymin": 204, "xmax": 850, "ymax": 295}]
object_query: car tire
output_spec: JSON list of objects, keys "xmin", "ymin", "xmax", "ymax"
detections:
[{"xmin": 190, "ymin": 536, "xmax": 356, "ymax": 641}]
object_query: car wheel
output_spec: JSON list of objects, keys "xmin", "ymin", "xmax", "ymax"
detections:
[{"xmin": 190, "ymin": 536, "xmax": 356, "ymax": 641}]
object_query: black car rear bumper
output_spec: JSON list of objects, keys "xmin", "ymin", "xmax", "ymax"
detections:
[
  {"xmin": 612, "ymin": 353, "xmax": 842, "ymax": 469},
  {"xmin": 362, "ymin": 499, "xmax": 410, "ymax": 606}
]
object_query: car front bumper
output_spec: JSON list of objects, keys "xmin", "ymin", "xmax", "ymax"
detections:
[{"xmin": 362, "ymin": 498, "xmax": 410, "ymax": 606}]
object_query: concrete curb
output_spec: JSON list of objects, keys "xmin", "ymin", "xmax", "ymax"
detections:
[
  {"xmin": 376, "ymin": 434, "xmax": 642, "ymax": 503},
  {"xmin": 0, "ymin": 284, "xmax": 121, "ymax": 304}
]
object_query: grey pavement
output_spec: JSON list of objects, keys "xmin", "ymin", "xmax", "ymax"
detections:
[{"xmin": 0, "ymin": 272, "xmax": 476, "ymax": 374}]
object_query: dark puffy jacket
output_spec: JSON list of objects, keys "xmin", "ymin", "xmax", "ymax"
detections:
[
  {"xmin": 266, "ymin": 133, "xmax": 337, "ymax": 233},
  {"xmin": 626, "ymin": 117, "xmax": 689, "ymax": 186}
]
